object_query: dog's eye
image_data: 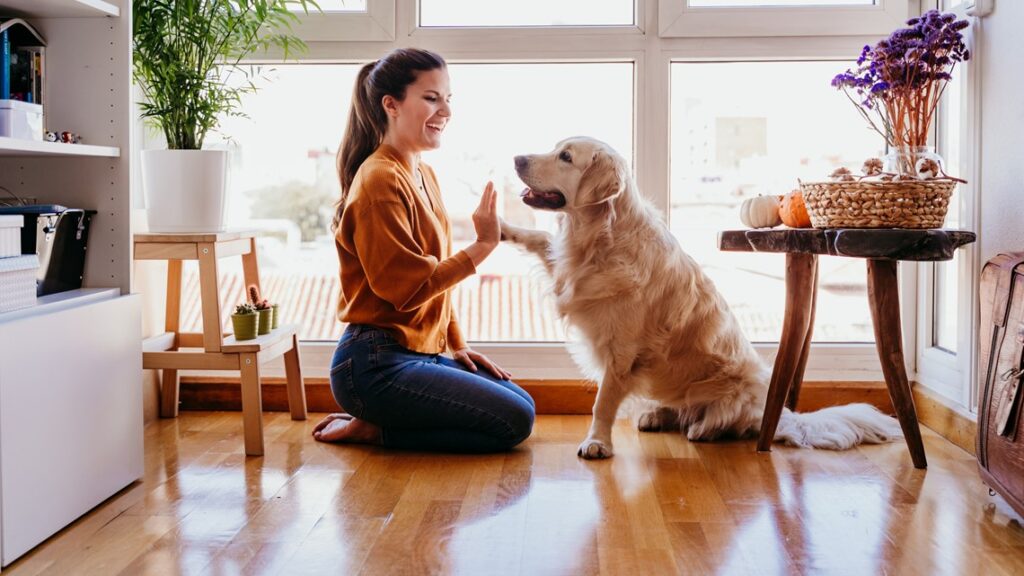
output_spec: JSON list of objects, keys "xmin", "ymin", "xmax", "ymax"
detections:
[{"xmin": 559, "ymin": 151, "xmax": 572, "ymax": 163}]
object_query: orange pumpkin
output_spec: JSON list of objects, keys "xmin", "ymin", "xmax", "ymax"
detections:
[{"xmin": 779, "ymin": 190, "xmax": 812, "ymax": 228}]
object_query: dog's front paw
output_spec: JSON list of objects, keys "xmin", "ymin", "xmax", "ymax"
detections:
[
  {"xmin": 498, "ymin": 217, "xmax": 517, "ymax": 243},
  {"xmin": 577, "ymin": 438, "xmax": 614, "ymax": 459}
]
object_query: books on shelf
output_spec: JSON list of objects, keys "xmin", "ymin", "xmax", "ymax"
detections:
[{"xmin": 0, "ymin": 18, "xmax": 46, "ymax": 111}]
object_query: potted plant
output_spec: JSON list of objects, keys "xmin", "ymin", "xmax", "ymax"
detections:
[
  {"xmin": 231, "ymin": 302, "xmax": 259, "ymax": 340},
  {"xmin": 132, "ymin": 0, "xmax": 318, "ymax": 233},
  {"xmin": 248, "ymin": 284, "xmax": 273, "ymax": 335},
  {"xmin": 831, "ymin": 10, "xmax": 969, "ymax": 177},
  {"xmin": 802, "ymin": 10, "xmax": 970, "ymax": 229}
]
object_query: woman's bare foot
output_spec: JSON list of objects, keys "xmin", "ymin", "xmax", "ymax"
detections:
[{"xmin": 312, "ymin": 413, "xmax": 382, "ymax": 444}]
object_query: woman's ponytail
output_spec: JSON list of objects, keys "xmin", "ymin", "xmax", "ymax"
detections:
[{"xmin": 333, "ymin": 62, "xmax": 382, "ymax": 231}]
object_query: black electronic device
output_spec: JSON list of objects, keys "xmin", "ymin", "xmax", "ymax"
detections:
[{"xmin": 0, "ymin": 204, "xmax": 95, "ymax": 295}]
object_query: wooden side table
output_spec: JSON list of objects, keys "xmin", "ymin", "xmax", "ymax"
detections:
[
  {"xmin": 135, "ymin": 231, "xmax": 307, "ymax": 456},
  {"xmin": 719, "ymin": 228, "xmax": 976, "ymax": 469}
]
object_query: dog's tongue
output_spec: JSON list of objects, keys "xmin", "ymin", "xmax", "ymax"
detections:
[{"xmin": 520, "ymin": 187, "xmax": 566, "ymax": 209}]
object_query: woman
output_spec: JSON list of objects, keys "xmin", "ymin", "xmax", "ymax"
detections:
[{"xmin": 312, "ymin": 48, "xmax": 536, "ymax": 452}]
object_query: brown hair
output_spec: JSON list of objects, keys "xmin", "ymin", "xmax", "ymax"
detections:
[{"xmin": 332, "ymin": 48, "xmax": 447, "ymax": 231}]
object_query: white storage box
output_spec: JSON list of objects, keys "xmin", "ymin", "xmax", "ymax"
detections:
[
  {"xmin": 0, "ymin": 254, "xmax": 38, "ymax": 313},
  {"xmin": 0, "ymin": 100, "xmax": 43, "ymax": 141},
  {"xmin": 0, "ymin": 215, "xmax": 22, "ymax": 258}
]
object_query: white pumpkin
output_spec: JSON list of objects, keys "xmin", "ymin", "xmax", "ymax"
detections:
[{"xmin": 739, "ymin": 195, "xmax": 782, "ymax": 229}]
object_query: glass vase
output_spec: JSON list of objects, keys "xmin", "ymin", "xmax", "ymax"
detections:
[{"xmin": 883, "ymin": 145, "xmax": 944, "ymax": 179}]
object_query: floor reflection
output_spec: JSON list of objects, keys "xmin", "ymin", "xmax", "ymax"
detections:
[{"xmin": 8, "ymin": 413, "xmax": 1024, "ymax": 576}]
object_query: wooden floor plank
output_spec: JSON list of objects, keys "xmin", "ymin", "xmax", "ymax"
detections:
[{"xmin": 4, "ymin": 412, "xmax": 1024, "ymax": 576}]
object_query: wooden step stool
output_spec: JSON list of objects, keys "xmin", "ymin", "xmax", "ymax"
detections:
[{"xmin": 135, "ymin": 231, "xmax": 307, "ymax": 456}]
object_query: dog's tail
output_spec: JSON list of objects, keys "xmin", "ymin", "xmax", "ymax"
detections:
[{"xmin": 774, "ymin": 404, "xmax": 903, "ymax": 449}]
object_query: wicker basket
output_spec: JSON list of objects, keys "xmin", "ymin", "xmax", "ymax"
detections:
[{"xmin": 799, "ymin": 179, "xmax": 955, "ymax": 229}]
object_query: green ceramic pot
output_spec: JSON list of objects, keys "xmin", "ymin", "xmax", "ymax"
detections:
[
  {"xmin": 271, "ymin": 303, "xmax": 280, "ymax": 329},
  {"xmin": 257, "ymin": 308, "xmax": 272, "ymax": 335},
  {"xmin": 231, "ymin": 312, "xmax": 258, "ymax": 340}
]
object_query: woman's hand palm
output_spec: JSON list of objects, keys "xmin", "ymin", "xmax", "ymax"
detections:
[{"xmin": 473, "ymin": 181, "xmax": 500, "ymax": 245}]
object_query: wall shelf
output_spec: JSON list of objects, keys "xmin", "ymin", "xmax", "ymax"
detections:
[
  {"xmin": 0, "ymin": 0, "xmax": 119, "ymax": 18},
  {"xmin": 0, "ymin": 137, "xmax": 119, "ymax": 158}
]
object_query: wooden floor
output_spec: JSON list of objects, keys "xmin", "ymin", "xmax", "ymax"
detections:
[{"xmin": 6, "ymin": 412, "xmax": 1024, "ymax": 576}]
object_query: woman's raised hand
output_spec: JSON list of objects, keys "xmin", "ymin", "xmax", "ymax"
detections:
[{"xmin": 472, "ymin": 181, "xmax": 500, "ymax": 246}]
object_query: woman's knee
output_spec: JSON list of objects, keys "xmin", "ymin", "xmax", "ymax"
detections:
[{"xmin": 500, "ymin": 396, "xmax": 536, "ymax": 448}]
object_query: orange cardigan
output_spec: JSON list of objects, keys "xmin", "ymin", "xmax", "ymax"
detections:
[{"xmin": 335, "ymin": 144, "xmax": 476, "ymax": 354}]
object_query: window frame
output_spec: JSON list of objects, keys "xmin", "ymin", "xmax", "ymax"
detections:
[
  {"xmin": 289, "ymin": 0, "xmax": 396, "ymax": 41},
  {"xmin": 913, "ymin": 0, "xmax": 984, "ymax": 412},
  {"xmin": 659, "ymin": 0, "xmax": 915, "ymax": 38}
]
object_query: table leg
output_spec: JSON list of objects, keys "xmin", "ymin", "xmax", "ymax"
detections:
[
  {"xmin": 284, "ymin": 334, "xmax": 308, "ymax": 421},
  {"xmin": 198, "ymin": 242, "xmax": 223, "ymax": 353},
  {"xmin": 161, "ymin": 259, "xmax": 183, "ymax": 418},
  {"xmin": 786, "ymin": 256, "xmax": 818, "ymax": 411},
  {"xmin": 758, "ymin": 252, "xmax": 818, "ymax": 452},
  {"xmin": 866, "ymin": 259, "xmax": 927, "ymax": 469},
  {"xmin": 240, "ymin": 352, "xmax": 265, "ymax": 457}
]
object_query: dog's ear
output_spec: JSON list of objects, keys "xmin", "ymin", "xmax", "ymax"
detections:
[{"xmin": 577, "ymin": 150, "xmax": 626, "ymax": 208}]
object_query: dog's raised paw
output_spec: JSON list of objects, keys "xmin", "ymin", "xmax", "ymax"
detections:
[
  {"xmin": 577, "ymin": 438, "xmax": 613, "ymax": 459},
  {"xmin": 498, "ymin": 218, "xmax": 516, "ymax": 243}
]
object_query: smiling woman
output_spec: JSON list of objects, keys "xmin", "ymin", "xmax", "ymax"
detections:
[{"xmin": 308, "ymin": 47, "xmax": 538, "ymax": 453}]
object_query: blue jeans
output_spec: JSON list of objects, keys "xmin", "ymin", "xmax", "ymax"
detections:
[{"xmin": 329, "ymin": 324, "xmax": 536, "ymax": 452}]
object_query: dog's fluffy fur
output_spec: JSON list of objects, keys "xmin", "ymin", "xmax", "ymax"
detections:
[{"xmin": 502, "ymin": 137, "xmax": 903, "ymax": 459}]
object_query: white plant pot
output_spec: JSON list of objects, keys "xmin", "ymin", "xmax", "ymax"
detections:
[{"xmin": 141, "ymin": 149, "xmax": 228, "ymax": 233}]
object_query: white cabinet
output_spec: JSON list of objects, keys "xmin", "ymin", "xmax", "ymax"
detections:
[
  {"xmin": 0, "ymin": 0, "xmax": 139, "ymax": 566},
  {"xmin": 0, "ymin": 289, "xmax": 141, "ymax": 566}
]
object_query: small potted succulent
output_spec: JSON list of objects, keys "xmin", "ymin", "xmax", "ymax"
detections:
[
  {"xmin": 248, "ymin": 284, "xmax": 273, "ymax": 335},
  {"xmin": 231, "ymin": 302, "xmax": 258, "ymax": 341}
]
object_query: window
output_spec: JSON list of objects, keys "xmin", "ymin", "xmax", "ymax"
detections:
[
  {"xmin": 183, "ymin": 65, "xmax": 361, "ymax": 343},
  {"xmin": 289, "ymin": 0, "xmax": 394, "ymax": 41},
  {"xmin": 418, "ymin": 0, "xmax": 635, "ymax": 27},
  {"xmin": 164, "ymin": 0, "xmax": 973, "ymax": 383},
  {"xmin": 915, "ymin": 0, "xmax": 982, "ymax": 410},
  {"xmin": 690, "ymin": 0, "xmax": 873, "ymax": 5},
  {"xmin": 429, "ymin": 63, "xmax": 634, "ymax": 342},
  {"xmin": 660, "ymin": 0, "xmax": 909, "ymax": 37},
  {"xmin": 299, "ymin": 0, "xmax": 367, "ymax": 11},
  {"xmin": 671, "ymin": 61, "xmax": 880, "ymax": 342}
]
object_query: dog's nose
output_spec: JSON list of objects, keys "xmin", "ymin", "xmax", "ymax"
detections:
[{"xmin": 514, "ymin": 155, "xmax": 528, "ymax": 171}]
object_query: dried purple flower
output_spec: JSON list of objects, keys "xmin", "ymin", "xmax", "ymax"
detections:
[{"xmin": 832, "ymin": 10, "xmax": 970, "ymax": 149}]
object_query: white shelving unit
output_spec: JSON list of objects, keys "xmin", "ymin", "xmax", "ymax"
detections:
[
  {"xmin": 0, "ymin": 0, "xmax": 118, "ymax": 19},
  {"xmin": 0, "ymin": 136, "xmax": 119, "ymax": 157},
  {"xmin": 0, "ymin": 0, "xmax": 140, "ymax": 567}
]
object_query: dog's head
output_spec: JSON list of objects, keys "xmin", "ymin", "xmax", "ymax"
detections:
[{"xmin": 514, "ymin": 137, "xmax": 628, "ymax": 212}]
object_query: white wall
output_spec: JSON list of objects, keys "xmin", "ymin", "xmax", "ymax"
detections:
[{"xmin": 979, "ymin": 2, "xmax": 1024, "ymax": 259}]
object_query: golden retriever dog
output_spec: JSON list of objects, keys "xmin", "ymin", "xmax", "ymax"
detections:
[{"xmin": 501, "ymin": 137, "xmax": 903, "ymax": 459}]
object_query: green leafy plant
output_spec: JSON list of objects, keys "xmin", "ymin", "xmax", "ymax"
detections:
[{"xmin": 132, "ymin": 0, "xmax": 319, "ymax": 150}]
